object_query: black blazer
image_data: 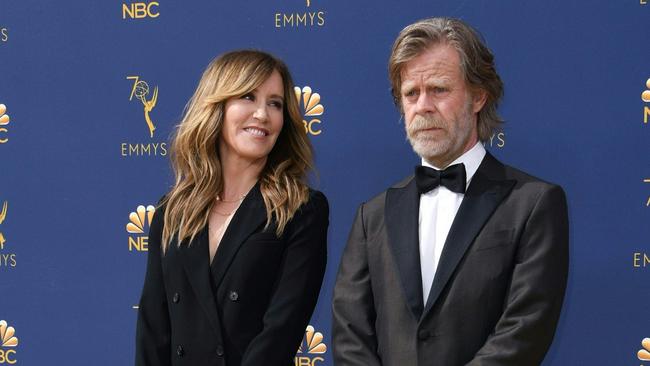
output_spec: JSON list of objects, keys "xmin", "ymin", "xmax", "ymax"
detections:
[
  {"xmin": 332, "ymin": 153, "xmax": 569, "ymax": 365},
  {"xmin": 136, "ymin": 186, "xmax": 329, "ymax": 366}
]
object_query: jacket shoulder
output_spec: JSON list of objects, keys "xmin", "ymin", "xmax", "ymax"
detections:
[
  {"xmin": 304, "ymin": 188, "xmax": 329, "ymax": 213},
  {"xmin": 358, "ymin": 174, "xmax": 414, "ymax": 218},
  {"xmin": 501, "ymin": 164, "xmax": 564, "ymax": 193}
]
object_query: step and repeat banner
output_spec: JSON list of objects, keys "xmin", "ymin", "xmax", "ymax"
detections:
[{"xmin": 1, "ymin": 1, "xmax": 649, "ymax": 365}]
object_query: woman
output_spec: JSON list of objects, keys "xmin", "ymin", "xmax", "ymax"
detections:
[{"xmin": 135, "ymin": 50, "xmax": 329, "ymax": 366}]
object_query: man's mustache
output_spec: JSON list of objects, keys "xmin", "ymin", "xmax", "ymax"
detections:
[{"xmin": 407, "ymin": 115, "xmax": 445, "ymax": 136}]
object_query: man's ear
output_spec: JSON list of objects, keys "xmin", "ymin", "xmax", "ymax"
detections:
[{"xmin": 471, "ymin": 88, "xmax": 488, "ymax": 113}]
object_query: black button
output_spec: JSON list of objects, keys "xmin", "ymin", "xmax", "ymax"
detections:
[
  {"xmin": 229, "ymin": 291, "xmax": 239, "ymax": 301},
  {"xmin": 216, "ymin": 345, "xmax": 225, "ymax": 356},
  {"xmin": 177, "ymin": 345, "xmax": 184, "ymax": 357},
  {"xmin": 417, "ymin": 329, "xmax": 430, "ymax": 340},
  {"xmin": 173, "ymin": 293, "xmax": 180, "ymax": 303}
]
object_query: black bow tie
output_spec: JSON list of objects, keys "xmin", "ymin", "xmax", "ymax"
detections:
[{"xmin": 415, "ymin": 163, "xmax": 467, "ymax": 194}]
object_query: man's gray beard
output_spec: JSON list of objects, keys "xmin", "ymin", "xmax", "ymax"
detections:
[
  {"xmin": 406, "ymin": 115, "xmax": 453, "ymax": 163},
  {"xmin": 405, "ymin": 109, "xmax": 473, "ymax": 165}
]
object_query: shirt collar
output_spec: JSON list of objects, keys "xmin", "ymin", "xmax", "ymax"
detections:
[{"xmin": 421, "ymin": 142, "xmax": 486, "ymax": 190}]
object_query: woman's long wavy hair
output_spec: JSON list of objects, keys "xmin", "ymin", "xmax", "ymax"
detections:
[{"xmin": 160, "ymin": 50, "xmax": 313, "ymax": 252}]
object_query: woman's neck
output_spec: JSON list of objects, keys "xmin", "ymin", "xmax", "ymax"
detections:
[{"xmin": 219, "ymin": 154, "xmax": 266, "ymax": 201}]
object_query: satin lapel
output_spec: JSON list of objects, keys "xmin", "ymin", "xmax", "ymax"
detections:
[
  {"xmin": 385, "ymin": 176, "xmax": 424, "ymax": 319},
  {"xmin": 210, "ymin": 184, "xmax": 267, "ymax": 289},
  {"xmin": 179, "ymin": 226, "xmax": 223, "ymax": 337},
  {"xmin": 422, "ymin": 153, "xmax": 516, "ymax": 317}
]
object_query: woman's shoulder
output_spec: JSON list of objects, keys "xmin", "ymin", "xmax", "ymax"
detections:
[
  {"xmin": 150, "ymin": 194, "xmax": 169, "ymax": 228},
  {"xmin": 289, "ymin": 188, "xmax": 329, "ymax": 225},
  {"xmin": 304, "ymin": 188, "xmax": 329, "ymax": 211}
]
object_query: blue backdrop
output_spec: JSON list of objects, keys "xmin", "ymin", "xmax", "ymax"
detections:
[{"xmin": 1, "ymin": 1, "xmax": 649, "ymax": 365}]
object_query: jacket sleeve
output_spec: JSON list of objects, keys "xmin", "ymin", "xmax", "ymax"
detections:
[
  {"xmin": 135, "ymin": 205, "xmax": 171, "ymax": 366},
  {"xmin": 467, "ymin": 185, "xmax": 569, "ymax": 366},
  {"xmin": 331, "ymin": 203, "xmax": 382, "ymax": 366},
  {"xmin": 240, "ymin": 191, "xmax": 329, "ymax": 366}
]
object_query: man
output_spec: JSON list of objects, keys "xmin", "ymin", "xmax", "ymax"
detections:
[{"xmin": 332, "ymin": 17, "xmax": 568, "ymax": 366}]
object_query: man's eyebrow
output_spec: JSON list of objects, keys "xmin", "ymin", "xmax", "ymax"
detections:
[{"xmin": 401, "ymin": 77, "xmax": 452, "ymax": 90}]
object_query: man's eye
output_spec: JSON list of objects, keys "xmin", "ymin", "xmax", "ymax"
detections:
[
  {"xmin": 433, "ymin": 87, "xmax": 448, "ymax": 93},
  {"xmin": 404, "ymin": 90, "xmax": 417, "ymax": 97}
]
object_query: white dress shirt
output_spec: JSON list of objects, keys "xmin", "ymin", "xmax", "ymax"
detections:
[{"xmin": 419, "ymin": 142, "xmax": 486, "ymax": 303}]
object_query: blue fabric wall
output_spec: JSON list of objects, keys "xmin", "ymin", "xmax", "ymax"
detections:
[{"xmin": 1, "ymin": 1, "xmax": 649, "ymax": 364}]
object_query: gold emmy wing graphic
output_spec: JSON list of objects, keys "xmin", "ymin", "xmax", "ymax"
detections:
[
  {"xmin": 126, "ymin": 205, "xmax": 156, "ymax": 234},
  {"xmin": 639, "ymin": 338, "xmax": 650, "ymax": 361},
  {"xmin": 127, "ymin": 76, "xmax": 158, "ymax": 138},
  {"xmin": 0, "ymin": 201, "xmax": 7, "ymax": 250},
  {"xmin": 0, "ymin": 320, "xmax": 18, "ymax": 347},
  {"xmin": 644, "ymin": 178, "xmax": 650, "ymax": 206},
  {"xmin": 297, "ymin": 325, "xmax": 327, "ymax": 354},
  {"xmin": 0, "ymin": 201, "xmax": 7, "ymax": 224},
  {"xmin": 0, "ymin": 104, "xmax": 10, "ymax": 144}
]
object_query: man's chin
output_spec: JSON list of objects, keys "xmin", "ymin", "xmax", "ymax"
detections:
[{"xmin": 411, "ymin": 144, "xmax": 448, "ymax": 162}]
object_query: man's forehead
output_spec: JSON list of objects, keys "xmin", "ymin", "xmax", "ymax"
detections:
[
  {"xmin": 400, "ymin": 45, "xmax": 462, "ymax": 86},
  {"xmin": 400, "ymin": 63, "xmax": 460, "ymax": 88}
]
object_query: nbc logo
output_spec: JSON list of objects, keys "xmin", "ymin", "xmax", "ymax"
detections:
[
  {"xmin": 0, "ymin": 320, "xmax": 18, "ymax": 364},
  {"xmin": 639, "ymin": 337, "xmax": 650, "ymax": 362},
  {"xmin": 642, "ymin": 78, "xmax": 650, "ymax": 124},
  {"xmin": 295, "ymin": 325, "xmax": 326, "ymax": 366},
  {"xmin": 122, "ymin": 1, "xmax": 160, "ymax": 19},
  {"xmin": 126, "ymin": 205, "xmax": 155, "ymax": 252},
  {"xmin": 294, "ymin": 86, "xmax": 324, "ymax": 136},
  {"xmin": 0, "ymin": 104, "xmax": 10, "ymax": 144}
]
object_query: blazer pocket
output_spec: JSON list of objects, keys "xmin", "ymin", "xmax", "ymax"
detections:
[{"xmin": 473, "ymin": 228, "xmax": 515, "ymax": 252}]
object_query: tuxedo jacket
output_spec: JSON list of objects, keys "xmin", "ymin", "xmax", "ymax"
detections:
[
  {"xmin": 135, "ymin": 186, "xmax": 329, "ymax": 366},
  {"xmin": 332, "ymin": 153, "xmax": 569, "ymax": 366}
]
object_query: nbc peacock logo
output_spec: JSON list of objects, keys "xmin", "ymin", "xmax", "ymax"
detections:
[
  {"xmin": 0, "ymin": 104, "xmax": 10, "ymax": 144},
  {"xmin": 0, "ymin": 320, "xmax": 18, "ymax": 364},
  {"xmin": 642, "ymin": 78, "xmax": 650, "ymax": 124},
  {"xmin": 294, "ymin": 86, "xmax": 324, "ymax": 136},
  {"xmin": 295, "ymin": 325, "xmax": 326, "ymax": 365},
  {"xmin": 126, "ymin": 205, "xmax": 155, "ymax": 252},
  {"xmin": 639, "ymin": 337, "xmax": 650, "ymax": 362}
]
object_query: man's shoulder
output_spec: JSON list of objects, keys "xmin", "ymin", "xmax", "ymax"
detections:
[
  {"xmin": 361, "ymin": 174, "xmax": 414, "ymax": 211},
  {"xmin": 499, "ymin": 161, "xmax": 565, "ymax": 200}
]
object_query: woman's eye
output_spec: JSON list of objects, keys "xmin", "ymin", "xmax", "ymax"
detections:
[
  {"xmin": 241, "ymin": 93, "xmax": 255, "ymax": 101},
  {"xmin": 270, "ymin": 101, "xmax": 283, "ymax": 109}
]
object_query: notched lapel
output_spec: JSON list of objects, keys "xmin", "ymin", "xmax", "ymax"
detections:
[
  {"xmin": 210, "ymin": 184, "xmax": 267, "ymax": 289},
  {"xmin": 178, "ymin": 227, "xmax": 223, "ymax": 338},
  {"xmin": 385, "ymin": 176, "xmax": 424, "ymax": 319},
  {"xmin": 422, "ymin": 153, "xmax": 516, "ymax": 317}
]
